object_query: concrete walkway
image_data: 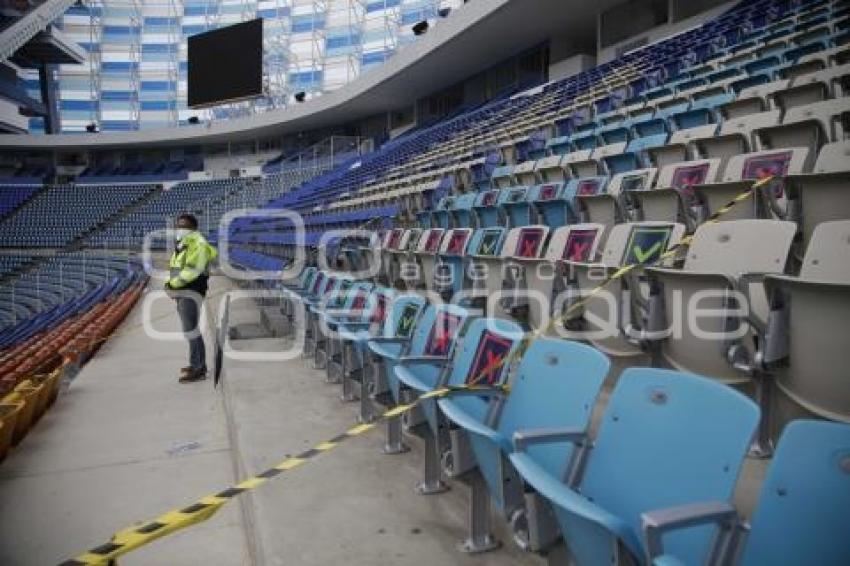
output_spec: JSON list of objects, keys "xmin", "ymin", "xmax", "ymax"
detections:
[{"xmin": 0, "ymin": 277, "xmax": 542, "ymax": 566}]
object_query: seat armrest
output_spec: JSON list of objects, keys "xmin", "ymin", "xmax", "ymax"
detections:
[
  {"xmin": 509, "ymin": 451, "xmax": 642, "ymax": 559},
  {"xmin": 437, "ymin": 399, "xmax": 503, "ymax": 445},
  {"xmin": 642, "ymin": 501, "xmax": 738, "ymax": 563},
  {"xmin": 735, "ymin": 271, "xmax": 774, "ymax": 333},
  {"xmin": 435, "ymin": 385, "xmax": 507, "ymax": 400},
  {"xmin": 512, "ymin": 427, "xmax": 588, "ymax": 452},
  {"xmin": 764, "ymin": 274, "xmax": 850, "ymax": 290},
  {"xmin": 339, "ymin": 321, "xmax": 371, "ymax": 330},
  {"xmin": 368, "ymin": 337, "xmax": 410, "ymax": 344},
  {"xmin": 397, "ymin": 355, "xmax": 451, "ymax": 366},
  {"xmin": 645, "ymin": 266, "xmax": 737, "ymax": 288}
]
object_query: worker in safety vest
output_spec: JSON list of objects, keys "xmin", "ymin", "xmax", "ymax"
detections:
[{"xmin": 166, "ymin": 213, "xmax": 218, "ymax": 383}]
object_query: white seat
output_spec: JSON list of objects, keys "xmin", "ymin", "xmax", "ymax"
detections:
[
  {"xmin": 785, "ymin": 140, "xmax": 850, "ymax": 247},
  {"xmin": 764, "ymin": 220, "xmax": 850, "ymax": 436}
]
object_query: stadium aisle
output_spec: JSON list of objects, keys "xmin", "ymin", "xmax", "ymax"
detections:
[
  {"xmin": 222, "ymin": 299, "xmax": 542, "ymax": 566},
  {"xmin": 0, "ymin": 275, "xmax": 542, "ymax": 565},
  {"xmin": 0, "ymin": 277, "xmax": 252, "ymax": 565}
]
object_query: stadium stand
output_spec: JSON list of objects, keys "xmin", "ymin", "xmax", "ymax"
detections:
[
  {"xmin": 0, "ymin": 0, "xmax": 849, "ymax": 564},
  {"xmin": 233, "ymin": 0, "xmax": 850, "ymax": 561}
]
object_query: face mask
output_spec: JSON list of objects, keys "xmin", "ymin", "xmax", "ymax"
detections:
[{"xmin": 174, "ymin": 228, "xmax": 191, "ymax": 242}]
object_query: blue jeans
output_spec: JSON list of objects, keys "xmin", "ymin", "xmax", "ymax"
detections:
[{"xmin": 176, "ymin": 294, "xmax": 206, "ymax": 371}]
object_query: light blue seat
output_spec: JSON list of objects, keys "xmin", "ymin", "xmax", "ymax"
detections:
[
  {"xmin": 510, "ymin": 367, "xmax": 760, "ymax": 566},
  {"xmin": 449, "ymin": 192, "xmax": 477, "ymax": 228},
  {"xmin": 302, "ymin": 274, "xmax": 344, "ymax": 359},
  {"xmin": 331, "ymin": 288, "xmax": 416, "ymax": 418},
  {"xmin": 281, "ymin": 266, "xmax": 317, "ymax": 300},
  {"xmin": 472, "ymin": 189, "xmax": 503, "ymax": 227},
  {"xmin": 315, "ymin": 280, "xmax": 374, "ymax": 370},
  {"xmin": 394, "ymin": 315, "xmax": 522, "ymax": 498},
  {"xmin": 374, "ymin": 304, "xmax": 475, "ymax": 491},
  {"xmin": 499, "ymin": 186, "xmax": 534, "ymax": 227},
  {"xmin": 365, "ymin": 300, "xmax": 441, "ymax": 453},
  {"xmin": 432, "ymin": 228, "xmax": 474, "ymax": 298},
  {"xmin": 648, "ymin": 419, "xmax": 850, "ymax": 566},
  {"xmin": 438, "ymin": 338, "xmax": 610, "ymax": 553},
  {"xmin": 529, "ymin": 182, "xmax": 574, "ymax": 227}
]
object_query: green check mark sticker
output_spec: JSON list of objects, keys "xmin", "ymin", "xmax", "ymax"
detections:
[{"xmin": 632, "ymin": 240, "xmax": 663, "ymax": 264}]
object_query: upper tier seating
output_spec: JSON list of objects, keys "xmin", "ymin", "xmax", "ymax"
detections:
[
  {"xmin": 0, "ymin": 184, "xmax": 154, "ymax": 248},
  {"xmin": 0, "ymin": 184, "xmax": 41, "ymax": 219}
]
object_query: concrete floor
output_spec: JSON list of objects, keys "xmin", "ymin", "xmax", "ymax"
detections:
[{"xmin": 0, "ymin": 277, "xmax": 542, "ymax": 566}]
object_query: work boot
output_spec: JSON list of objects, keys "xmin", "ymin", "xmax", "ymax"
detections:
[{"xmin": 179, "ymin": 367, "xmax": 207, "ymax": 383}]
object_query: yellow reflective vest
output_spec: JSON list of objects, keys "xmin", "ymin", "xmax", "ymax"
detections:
[{"xmin": 168, "ymin": 231, "xmax": 218, "ymax": 292}]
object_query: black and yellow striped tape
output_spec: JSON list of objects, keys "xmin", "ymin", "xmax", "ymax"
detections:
[{"xmin": 60, "ymin": 175, "xmax": 776, "ymax": 565}]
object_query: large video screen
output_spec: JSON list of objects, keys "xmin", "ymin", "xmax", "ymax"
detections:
[{"xmin": 188, "ymin": 19, "xmax": 263, "ymax": 108}]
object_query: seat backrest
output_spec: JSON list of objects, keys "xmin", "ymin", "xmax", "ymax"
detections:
[
  {"xmin": 722, "ymin": 147, "xmax": 809, "ymax": 182},
  {"xmin": 442, "ymin": 317, "xmax": 525, "ymax": 421},
  {"xmin": 438, "ymin": 228, "xmax": 473, "ymax": 257},
  {"xmin": 401, "ymin": 228, "xmax": 422, "ymax": 252},
  {"xmin": 323, "ymin": 276, "xmax": 352, "ymax": 308},
  {"xmin": 684, "ymin": 219, "xmax": 797, "ymax": 276},
  {"xmin": 656, "ymin": 158, "xmax": 721, "ymax": 189},
  {"xmin": 499, "ymin": 185, "xmax": 535, "ymax": 227},
  {"xmin": 309, "ymin": 270, "xmax": 329, "ymax": 297},
  {"xmin": 600, "ymin": 221, "xmax": 686, "ymax": 267},
  {"xmin": 416, "ymin": 303, "xmax": 470, "ymax": 358},
  {"xmin": 502, "ymin": 225, "xmax": 550, "ymax": 259},
  {"xmin": 799, "ymin": 220, "xmax": 850, "ymax": 282},
  {"xmin": 580, "ymin": 367, "xmax": 759, "ymax": 565},
  {"xmin": 669, "ymin": 123, "xmax": 718, "ymax": 146},
  {"xmin": 781, "ymin": 97, "xmax": 850, "ymax": 141},
  {"xmin": 718, "ymin": 109, "xmax": 782, "ymax": 137},
  {"xmin": 534, "ymin": 154, "xmax": 568, "ymax": 178},
  {"xmin": 473, "ymin": 188, "xmax": 503, "ymax": 227},
  {"xmin": 530, "ymin": 181, "xmax": 571, "ymax": 227},
  {"xmin": 811, "ymin": 140, "xmax": 850, "ymax": 173},
  {"xmin": 339, "ymin": 281, "xmax": 373, "ymax": 311},
  {"xmin": 742, "ymin": 420, "xmax": 850, "ymax": 566},
  {"xmin": 497, "ymin": 339, "xmax": 609, "ymax": 476},
  {"xmin": 385, "ymin": 228, "xmax": 405, "ymax": 251},
  {"xmin": 416, "ymin": 228, "xmax": 446, "ymax": 254},
  {"xmin": 789, "ymin": 61, "xmax": 850, "ymax": 95},
  {"xmin": 468, "ymin": 227, "xmax": 506, "ymax": 257},
  {"xmin": 544, "ymin": 223, "xmax": 605, "ymax": 262},
  {"xmin": 590, "ymin": 142, "xmax": 628, "ymax": 161},
  {"xmin": 366, "ymin": 287, "xmax": 395, "ymax": 326},
  {"xmin": 607, "ymin": 168, "xmax": 658, "ymax": 197},
  {"xmin": 491, "ymin": 164, "xmax": 515, "ymax": 188},
  {"xmin": 380, "ymin": 293, "xmax": 427, "ymax": 339}
]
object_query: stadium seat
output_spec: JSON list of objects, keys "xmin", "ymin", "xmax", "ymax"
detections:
[
  {"xmin": 314, "ymin": 280, "xmax": 373, "ymax": 371},
  {"xmin": 645, "ymin": 420, "xmax": 850, "ymax": 566},
  {"xmin": 629, "ymin": 158, "xmax": 722, "ymax": 229},
  {"xmin": 514, "ymin": 223, "xmax": 604, "ymax": 330},
  {"xmin": 383, "ymin": 304, "xmax": 475, "ymax": 492},
  {"xmin": 395, "ymin": 316, "xmax": 524, "ymax": 504},
  {"xmin": 561, "ymin": 221, "xmax": 685, "ymax": 361},
  {"xmin": 431, "ymin": 227, "xmax": 473, "ymax": 296},
  {"xmin": 438, "ymin": 338, "xmax": 609, "ymax": 553},
  {"xmin": 691, "ymin": 147, "xmax": 809, "ymax": 223},
  {"xmin": 643, "ymin": 219, "xmax": 796, "ymax": 454},
  {"xmin": 367, "ymin": 302, "xmax": 462, "ymax": 459},
  {"xmin": 785, "ymin": 140, "xmax": 850, "ymax": 247},
  {"xmin": 762, "ymin": 220, "xmax": 850, "ymax": 437},
  {"xmin": 509, "ymin": 367, "xmax": 759, "ymax": 566}
]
